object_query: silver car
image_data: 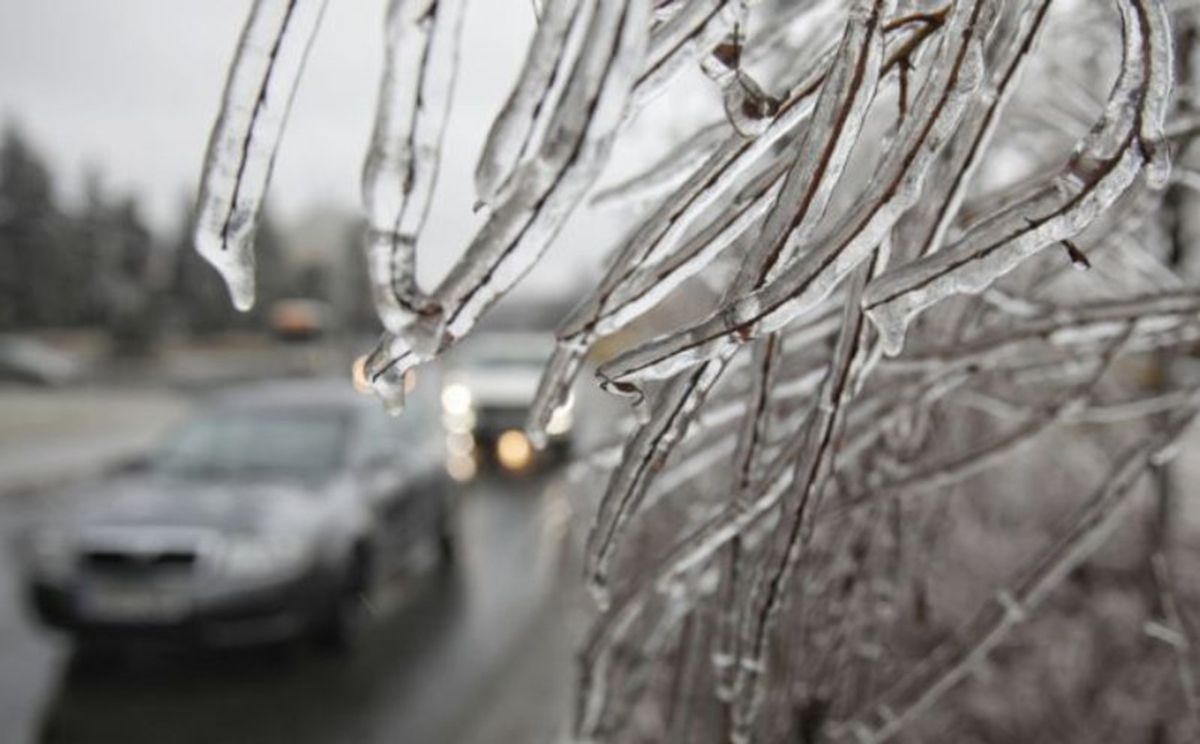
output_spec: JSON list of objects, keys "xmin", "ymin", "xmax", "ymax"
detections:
[{"xmin": 19, "ymin": 378, "xmax": 455, "ymax": 651}]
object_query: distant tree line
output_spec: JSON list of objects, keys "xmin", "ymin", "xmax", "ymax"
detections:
[{"xmin": 0, "ymin": 122, "xmax": 376, "ymax": 353}]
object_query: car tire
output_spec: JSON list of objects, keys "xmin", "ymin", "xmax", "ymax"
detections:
[
  {"xmin": 438, "ymin": 510, "xmax": 456, "ymax": 568},
  {"xmin": 67, "ymin": 640, "xmax": 127, "ymax": 679},
  {"xmin": 314, "ymin": 550, "xmax": 371, "ymax": 653}
]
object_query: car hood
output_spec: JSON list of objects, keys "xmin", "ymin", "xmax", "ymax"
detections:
[
  {"xmin": 457, "ymin": 368, "xmax": 541, "ymax": 407},
  {"xmin": 60, "ymin": 473, "xmax": 331, "ymax": 539}
]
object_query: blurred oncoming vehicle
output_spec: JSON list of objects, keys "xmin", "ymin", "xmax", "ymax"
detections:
[
  {"xmin": 18, "ymin": 377, "xmax": 454, "ymax": 652},
  {"xmin": 440, "ymin": 332, "xmax": 574, "ymax": 479}
]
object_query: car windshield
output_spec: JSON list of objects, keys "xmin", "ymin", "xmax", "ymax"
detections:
[
  {"xmin": 466, "ymin": 340, "xmax": 552, "ymax": 370},
  {"xmin": 150, "ymin": 408, "xmax": 350, "ymax": 481}
]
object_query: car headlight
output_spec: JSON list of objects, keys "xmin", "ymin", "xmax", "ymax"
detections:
[
  {"xmin": 442, "ymin": 381, "xmax": 477, "ymax": 434},
  {"xmin": 496, "ymin": 430, "xmax": 534, "ymax": 472},
  {"xmin": 441, "ymin": 383, "xmax": 473, "ymax": 416},
  {"xmin": 22, "ymin": 528, "xmax": 75, "ymax": 578},
  {"xmin": 210, "ymin": 536, "xmax": 311, "ymax": 582}
]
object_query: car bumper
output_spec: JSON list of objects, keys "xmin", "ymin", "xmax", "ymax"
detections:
[{"xmin": 27, "ymin": 568, "xmax": 340, "ymax": 648}]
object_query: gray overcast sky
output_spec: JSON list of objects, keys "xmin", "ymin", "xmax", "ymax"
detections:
[{"xmin": 0, "ymin": 1, "xmax": 714, "ymax": 291}]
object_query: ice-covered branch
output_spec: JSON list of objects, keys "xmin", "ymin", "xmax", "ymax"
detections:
[
  {"xmin": 474, "ymin": 0, "xmax": 585, "ymax": 207},
  {"xmin": 363, "ymin": 0, "xmax": 467, "ymax": 329},
  {"xmin": 862, "ymin": 0, "xmax": 1174, "ymax": 354},
  {"xmin": 597, "ymin": 0, "xmax": 997, "ymax": 387},
  {"xmin": 365, "ymin": 0, "xmax": 652, "ymax": 412},
  {"xmin": 195, "ymin": 0, "xmax": 329, "ymax": 311},
  {"xmin": 836, "ymin": 409, "xmax": 1197, "ymax": 743}
]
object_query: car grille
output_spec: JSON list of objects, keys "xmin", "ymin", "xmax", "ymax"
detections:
[
  {"xmin": 81, "ymin": 549, "xmax": 198, "ymax": 578},
  {"xmin": 477, "ymin": 404, "xmax": 529, "ymax": 433}
]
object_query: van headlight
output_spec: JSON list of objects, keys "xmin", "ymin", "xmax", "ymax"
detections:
[
  {"xmin": 441, "ymin": 383, "xmax": 473, "ymax": 416},
  {"xmin": 496, "ymin": 430, "xmax": 534, "ymax": 472},
  {"xmin": 441, "ymin": 382, "xmax": 476, "ymax": 434},
  {"xmin": 211, "ymin": 536, "xmax": 311, "ymax": 582}
]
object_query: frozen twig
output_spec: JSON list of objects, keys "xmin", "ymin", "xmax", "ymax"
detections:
[
  {"xmin": 195, "ymin": 0, "xmax": 329, "ymax": 311},
  {"xmin": 598, "ymin": 0, "xmax": 997, "ymax": 387},
  {"xmin": 862, "ymin": 0, "xmax": 1174, "ymax": 354},
  {"xmin": 835, "ymin": 409, "xmax": 1197, "ymax": 743},
  {"xmin": 362, "ymin": 0, "xmax": 467, "ymax": 329}
]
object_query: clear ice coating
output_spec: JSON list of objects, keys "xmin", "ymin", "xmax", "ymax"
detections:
[
  {"xmin": 192, "ymin": 0, "xmax": 1197, "ymax": 740},
  {"xmin": 474, "ymin": 0, "xmax": 585, "ymax": 206},
  {"xmin": 362, "ymin": 0, "xmax": 467, "ymax": 329},
  {"xmin": 194, "ymin": 0, "xmax": 329, "ymax": 311},
  {"xmin": 633, "ymin": 0, "xmax": 746, "ymax": 112},
  {"xmin": 862, "ymin": 0, "xmax": 1172, "ymax": 356},
  {"xmin": 596, "ymin": 0, "xmax": 995, "ymax": 388}
]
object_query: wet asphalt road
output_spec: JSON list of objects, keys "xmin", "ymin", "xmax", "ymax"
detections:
[{"xmin": 0, "ymin": 474, "xmax": 568, "ymax": 744}]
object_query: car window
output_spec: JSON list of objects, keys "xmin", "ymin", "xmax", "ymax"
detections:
[
  {"xmin": 358, "ymin": 402, "xmax": 421, "ymax": 462},
  {"xmin": 355, "ymin": 385, "xmax": 446, "ymax": 467},
  {"xmin": 457, "ymin": 335, "xmax": 553, "ymax": 370},
  {"xmin": 151, "ymin": 409, "xmax": 351, "ymax": 482}
]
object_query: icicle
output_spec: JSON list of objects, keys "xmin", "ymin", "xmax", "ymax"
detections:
[
  {"xmin": 194, "ymin": 0, "xmax": 329, "ymax": 311},
  {"xmin": 362, "ymin": 0, "xmax": 467, "ymax": 331}
]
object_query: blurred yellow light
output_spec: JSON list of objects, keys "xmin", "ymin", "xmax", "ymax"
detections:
[
  {"xmin": 446, "ymin": 453, "xmax": 477, "ymax": 482},
  {"xmin": 351, "ymin": 355, "xmax": 372, "ymax": 394},
  {"xmin": 496, "ymin": 430, "xmax": 534, "ymax": 472}
]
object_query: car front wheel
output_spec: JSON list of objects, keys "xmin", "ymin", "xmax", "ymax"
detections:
[{"xmin": 314, "ymin": 550, "xmax": 372, "ymax": 653}]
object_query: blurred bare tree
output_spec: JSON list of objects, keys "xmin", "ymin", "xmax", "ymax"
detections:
[
  {"xmin": 0, "ymin": 125, "xmax": 159, "ymax": 349},
  {"xmin": 0, "ymin": 124, "xmax": 74, "ymax": 329},
  {"xmin": 195, "ymin": 0, "xmax": 1200, "ymax": 741}
]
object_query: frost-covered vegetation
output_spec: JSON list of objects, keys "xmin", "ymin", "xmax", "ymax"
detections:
[{"xmin": 196, "ymin": 0, "xmax": 1200, "ymax": 740}]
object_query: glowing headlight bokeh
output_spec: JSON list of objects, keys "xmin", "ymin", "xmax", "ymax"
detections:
[
  {"xmin": 440, "ymin": 383, "xmax": 473, "ymax": 416},
  {"xmin": 441, "ymin": 382, "xmax": 476, "ymax": 435},
  {"xmin": 496, "ymin": 430, "xmax": 534, "ymax": 472},
  {"xmin": 446, "ymin": 432, "xmax": 475, "ymax": 457},
  {"xmin": 351, "ymin": 355, "xmax": 373, "ymax": 394},
  {"xmin": 446, "ymin": 452, "xmax": 477, "ymax": 482}
]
